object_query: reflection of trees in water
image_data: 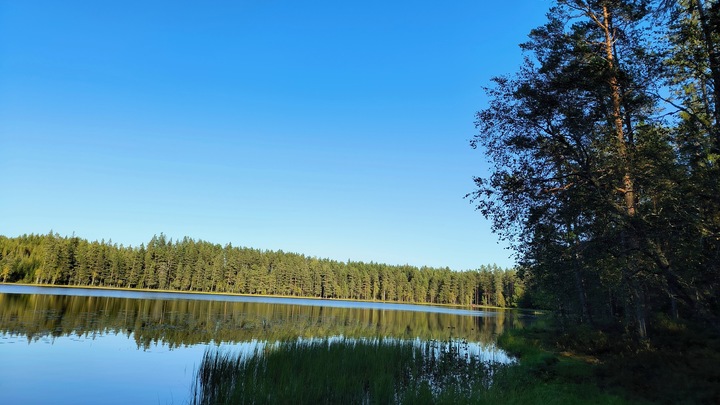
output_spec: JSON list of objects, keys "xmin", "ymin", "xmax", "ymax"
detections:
[{"xmin": 0, "ymin": 293, "xmax": 527, "ymax": 348}]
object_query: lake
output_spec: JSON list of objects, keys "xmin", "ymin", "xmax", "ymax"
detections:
[{"xmin": 0, "ymin": 284, "xmax": 529, "ymax": 404}]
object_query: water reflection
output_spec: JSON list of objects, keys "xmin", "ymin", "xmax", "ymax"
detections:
[
  {"xmin": 206, "ymin": 335, "xmax": 514, "ymax": 368},
  {"xmin": 0, "ymin": 287, "xmax": 527, "ymax": 348},
  {"xmin": 0, "ymin": 285, "xmax": 530, "ymax": 405}
]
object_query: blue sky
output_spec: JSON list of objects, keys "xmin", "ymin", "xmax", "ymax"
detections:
[{"xmin": 1, "ymin": 0, "xmax": 551, "ymax": 270}]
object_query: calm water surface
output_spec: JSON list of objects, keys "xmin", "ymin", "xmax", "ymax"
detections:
[{"xmin": 0, "ymin": 284, "xmax": 530, "ymax": 404}]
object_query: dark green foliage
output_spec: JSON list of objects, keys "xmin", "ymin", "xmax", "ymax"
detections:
[
  {"xmin": 470, "ymin": 0, "xmax": 720, "ymax": 337},
  {"xmin": 0, "ymin": 233, "xmax": 523, "ymax": 308}
]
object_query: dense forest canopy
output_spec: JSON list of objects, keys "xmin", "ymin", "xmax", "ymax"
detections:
[
  {"xmin": 470, "ymin": 0, "xmax": 720, "ymax": 337},
  {"xmin": 0, "ymin": 232, "xmax": 522, "ymax": 308}
]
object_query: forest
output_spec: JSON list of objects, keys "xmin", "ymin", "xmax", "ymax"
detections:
[
  {"xmin": 0, "ymin": 232, "xmax": 522, "ymax": 308},
  {"xmin": 469, "ymin": 0, "xmax": 720, "ymax": 338}
]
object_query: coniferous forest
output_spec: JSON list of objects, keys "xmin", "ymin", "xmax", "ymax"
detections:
[
  {"xmin": 470, "ymin": 0, "xmax": 720, "ymax": 337},
  {"xmin": 0, "ymin": 233, "xmax": 522, "ymax": 308}
]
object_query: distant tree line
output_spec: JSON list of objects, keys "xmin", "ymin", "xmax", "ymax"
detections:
[
  {"xmin": 470, "ymin": 0, "xmax": 720, "ymax": 336},
  {"xmin": 0, "ymin": 233, "xmax": 523, "ymax": 308}
]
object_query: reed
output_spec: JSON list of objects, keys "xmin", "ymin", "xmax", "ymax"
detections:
[
  {"xmin": 189, "ymin": 338, "xmax": 500, "ymax": 405},
  {"xmin": 189, "ymin": 336, "xmax": 637, "ymax": 404}
]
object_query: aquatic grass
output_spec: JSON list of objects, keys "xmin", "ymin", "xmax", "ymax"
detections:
[
  {"xmin": 189, "ymin": 335, "xmax": 640, "ymax": 405},
  {"xmin": 190, "ymin": 338, "xmax": 503, "ymax": 405}
]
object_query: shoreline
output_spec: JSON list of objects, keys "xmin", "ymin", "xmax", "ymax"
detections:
[{"xmin": 0, "ymin": 282, "xmax": 537, "ymax": 313}]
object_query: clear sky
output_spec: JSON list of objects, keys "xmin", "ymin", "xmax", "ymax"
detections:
[{"xmin": 1, "ymin": 0, "xmax": 551, "ymax": 270}]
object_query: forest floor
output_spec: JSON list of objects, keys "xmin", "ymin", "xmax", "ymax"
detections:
[{"xmin": 497, "ymin": 316, "xmax": 720, "ymax": 404}]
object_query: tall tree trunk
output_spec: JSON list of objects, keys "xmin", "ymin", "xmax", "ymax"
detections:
[
  {"xmin": 633, "ymin": 284, "xmax": 648, "ymax": 339},
  {"xmin": 600, "ymin": 5, "xmax": 637, "ymax": 217},
  {"xmin": 573, "ymin": 266, "xmax": 591, "ymax": 323},
  {"xmin": 567, "ymin": 0, "xmax": 647, "ymax": 337},
  {"xmin": 598, "ymin": 3, "xmax": 647, "ymax": 338},
  {"xmin": 568, "ymin": 221, "xmax": 592, "ymax": 324}
]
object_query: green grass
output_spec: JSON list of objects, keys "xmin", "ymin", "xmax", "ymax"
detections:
[
  {"xmin": 190, "ymin": 339, "xmax": 502, "ymax": 405},
  {"xmin": 189, "ymin": 336, "xmax": 634, "ymax": 405}
]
